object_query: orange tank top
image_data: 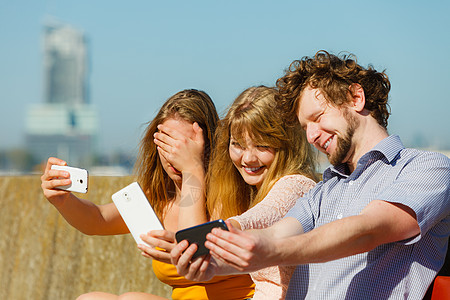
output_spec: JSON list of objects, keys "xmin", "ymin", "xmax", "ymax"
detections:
[{"xmin": 152, "ymin": 259, "xmax": 255, "ymax": 300}]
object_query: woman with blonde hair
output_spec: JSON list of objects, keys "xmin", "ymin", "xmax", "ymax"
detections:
[
  {"xmin": 41, "ymin": 89, "xmax": 255, "ymax": 300},
  {"xmin": 206, "ymin": 86, "xmax": 317, "ymax": 220},
  {"xmin": 150, "ymin": 86, "xmax": 318, "ymax": 299}
]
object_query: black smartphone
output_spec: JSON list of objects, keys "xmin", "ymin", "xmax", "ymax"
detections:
[{"xmin": 175, "ymin": 219, "xmax": 228, "ymax": 259}]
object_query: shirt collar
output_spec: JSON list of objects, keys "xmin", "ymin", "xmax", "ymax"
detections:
[
  {"xmin": 369, "ymin": 134, "xmax": 404, "ymax": 163},
  {"xmin": 323, "ymin": 135, "xmax": 405, "ymax": 180}
]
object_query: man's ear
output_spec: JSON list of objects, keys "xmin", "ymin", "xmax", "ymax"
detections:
[{"xmin": 349, "ymin": 84, "xmax": 365, "ymax": 112}]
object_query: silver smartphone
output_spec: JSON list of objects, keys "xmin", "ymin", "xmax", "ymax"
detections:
[
  {"xmin": 51, "ymin": 165, "xmax": 89, "ymax": 194},
  {"xmin": 112, "ymin": 182, "xmax": 164, "ymax": 245}
]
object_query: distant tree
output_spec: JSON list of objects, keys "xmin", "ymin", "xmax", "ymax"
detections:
[{"xmin": 7, "ymin": 148, "xmax": 38, "ymax": 172}]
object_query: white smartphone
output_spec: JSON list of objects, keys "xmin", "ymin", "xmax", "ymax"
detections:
[
  {"xmin": 51, "ymin": 165, "xmax": 89, "ymax": 194},
  {"xmin": 112, "ymin": 182, "xmax": 164, "ymax": 245}
]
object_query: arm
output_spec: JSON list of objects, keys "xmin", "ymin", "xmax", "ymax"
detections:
[
  {"xmin": 171, "ymin": 217, "xmax": 303, "ymax": 281},
  {"xmin": 139, "ymin": 124, "xmax": 206, "ymax": 264},
  {"xmin": 154, "ymin": 122, "xmax": 208, "ymax": 228},
  {"xmin": 230, "ymin": 175, "xmax": 316, "ymax": 230},
  {"xmin": 208, "ymin": 150, "xmax": 449, "ymax": 272},
  {"xmin": 169, "ymin": 175, "xmax": 314, "ymax": 280},
  {"xmin": 41, "ymin": 157, "xmax": 128, "ymax": 235},
  {"xmin": 206, "ymin": 200, "xmax": 419, "ymax": 272},
  {"xmin": 276, "ymin": 200, "xmax": 420, "ymax": 265}
]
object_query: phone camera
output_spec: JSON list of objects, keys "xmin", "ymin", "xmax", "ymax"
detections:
[{"xmin": 124, "ymin": 192, "xmax": 131, "ymax": 201}]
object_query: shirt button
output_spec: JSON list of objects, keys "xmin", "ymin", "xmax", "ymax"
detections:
[
  {"xmin": 337, "ymin": 213, "xmax": 343, "ymax": 219},
  {"xmin": 349, "ymin": 181, "xmax": 354, "ymax": 185}
]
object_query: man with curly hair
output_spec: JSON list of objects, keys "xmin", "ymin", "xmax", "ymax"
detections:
[{"xmin": 172, "ymin": 51, "xmax": 450, "ymax": 299}]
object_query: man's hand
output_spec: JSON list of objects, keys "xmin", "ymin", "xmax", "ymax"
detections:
[{"xmin": 205, "ymin": 220, "xmax": 281, "ymax": 273}]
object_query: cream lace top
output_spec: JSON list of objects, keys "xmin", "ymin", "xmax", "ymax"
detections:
[{"xmin": 230, "ymin": 174, "xmax": 316, "ymax": 300}]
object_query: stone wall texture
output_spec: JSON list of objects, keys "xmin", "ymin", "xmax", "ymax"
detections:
[{"xmin": 0, "ymin": 176, "xmax": 172, "ymax": 300}]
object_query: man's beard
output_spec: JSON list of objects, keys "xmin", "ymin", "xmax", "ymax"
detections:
[{"xmin": 328, "ymin": 109, "xmax": 359, "ymax": 166}]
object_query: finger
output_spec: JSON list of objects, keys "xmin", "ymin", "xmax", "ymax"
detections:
[
  {"xmin": 157, "ymin": 124, "xmax": 188, "ymax": 141},
  {"xmin": 137, "ymin": 244, "xmax": 171, "ymax": 263},
  {"xmin": 170, "ymin": 240, "xmax": 190, "ymax": 265},
  {"xmin": 41, "ymin": 177, "xmax": 72, "ymax": 191},
  {"xmin": 156, "ymin": 146, "xmax": 170, "ymax": 162},
  {"xmin": 154, "ymin": 131, "xmax": 175, "ymax": 148},
  {"xmin": 225, "ymin": 219, "xmax": 239, "ymax": 233},
  {"xmin": 198, "ymin": 254, "xmax": 211, "ymax": 273},
  {"xmin": 41, "ymin": 172, "xmax": 69, "ymax": 188},
  {"xmin": 148, "ymin": 230, "xmax": 175, "ymax": 243},
  {"xmin": 207, "ymin": 230, "xmax": 250, "ymax": 253},
  {"xmin": 140, "ymin": 234, "xmax": 175, "ymax": 252},
  {"xmin": 154, "ymin": 136, "xmax": 173, "ymax": 156},
  {"xmin": 137, "ymin": 244, "xmax": 153, "ymax": 258},
  {"xmin": 47, "ymin": 169, "xmax": 70, "ymax": 179},
  {"xmin": 42, "ymin": 164, "xmax": 70, "ymax": 183},
  {"xmin": 210, "ymin": 225, "xmax": 251, "ymax": 248},
  {"xmin": 155, "ymin": 128, "xmax": 191, "ymax": 159},
  {"xmin": 42, "ymin": 156, "xmax": 70, "ymax": 180},
  {"xmin": 43, "ymin": 168, "xmax": 72, "ymax": 184},
  {"xmin": 208, "ymin": 243, "xmax": 248, "ymax": 271},
  {"xmin": 176, "ymin": 244, "xmax": 198, "ymax": 275},
  {"xmin": 187, "ymin": 255, "xmax": 209, "ymax": 280},
  {"xmin": 206, "ymin": 231, "xmax": 254, "ymax": 268},
  {"xmin": 45, "ymin": 157, "xmax": 67, "ymax": 172}
]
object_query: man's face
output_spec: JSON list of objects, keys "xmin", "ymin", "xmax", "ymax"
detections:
[{"xmin": 297, "ymin": 87, "xmax": 359, "ymax": 166}]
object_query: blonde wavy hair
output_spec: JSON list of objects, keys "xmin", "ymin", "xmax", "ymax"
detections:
[
  {"xmin": 135, "ymin": 89, "xmax": 219, "ymax": 220},
  {"xmin": 206, "ymin": 86, "xmax": 318, "ymax": 220}
]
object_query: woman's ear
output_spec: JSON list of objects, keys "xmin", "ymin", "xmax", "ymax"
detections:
[{"xmin": 349, "ymin": 84, "xmax": 365, "ymax": 112}]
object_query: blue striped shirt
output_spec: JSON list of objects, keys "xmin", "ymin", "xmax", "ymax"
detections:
[{"xmin": 285, "ymin": 135, "xmax": 450, "ymax": 299}]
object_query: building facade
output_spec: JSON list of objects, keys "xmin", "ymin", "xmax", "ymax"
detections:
[{"xmin": 26, "ymin": 20, "xmax": 98, "ymax": 167}]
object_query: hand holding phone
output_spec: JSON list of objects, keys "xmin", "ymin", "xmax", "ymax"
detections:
[
  {"xmin": 51, "ymin": 165, "xmax": 89, "ymax": 194},
  {"xmin": 112, "ymin": 182, "xmax": 164, "ymax": 245},
  {"xmin": 175, "ymin": 220, "xmax": 228, "ymax": 259}
]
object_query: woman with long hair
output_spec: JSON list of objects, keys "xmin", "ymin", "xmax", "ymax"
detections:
[
  {"xmin": 150, "ymin": 86, "xmax": 318, "ymax": 299},
  {"xmin": 41, "ymin": 89, "xmax": 255, "ymax": 300}
]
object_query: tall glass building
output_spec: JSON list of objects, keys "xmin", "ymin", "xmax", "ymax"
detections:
[
  {"xmin": 43, "ymin": 22, "xmax": 89, "ymax": 105},
  {"xmin": 26, "ymin": 20, "xmax": 98, "ymax": 168}
]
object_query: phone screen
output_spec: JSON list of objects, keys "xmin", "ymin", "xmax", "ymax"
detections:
[{"xmin": 175, "ymin": 219, "xmax": 228, "ymax": 259}]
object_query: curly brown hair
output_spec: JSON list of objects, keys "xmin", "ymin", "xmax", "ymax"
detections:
[{"xmin": 276, "ymin": 50, "xmax": 391, "ymax": 128}]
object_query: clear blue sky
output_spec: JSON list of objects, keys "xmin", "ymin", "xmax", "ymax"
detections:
[{"xmin": 1, "ymin": 0, "xmax": 449, "ymax": 156}]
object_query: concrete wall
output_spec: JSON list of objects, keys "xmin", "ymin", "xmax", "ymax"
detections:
[{"xmin": 0, "ymin": 176, "xmax": 171, "ymax": 299}]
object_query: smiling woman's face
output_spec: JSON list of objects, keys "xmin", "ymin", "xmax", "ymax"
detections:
[{"xmin": 228, "ymin": 132, "xmax": 275, "ymax": 190}]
